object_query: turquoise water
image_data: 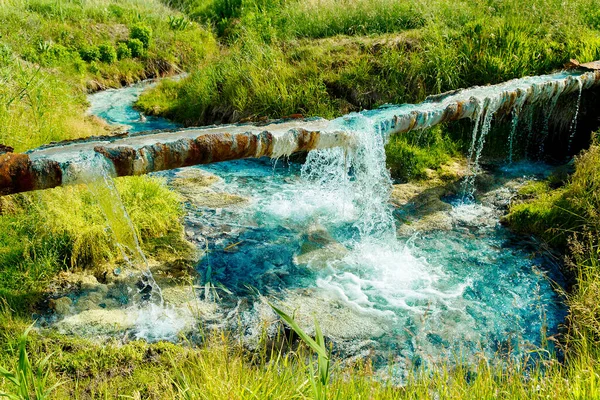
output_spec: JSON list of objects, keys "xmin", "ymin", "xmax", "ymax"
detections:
[
  {"xmin": 83, "ymin": 81, "xmax": 567, "ymax": 371},
  {"xmin": 192, "ymin": 158, "xmax": 565, "ymax": 368},
  {"xmin": 87, "ymin": 79, "xmax": 180, "ymax": 133}
]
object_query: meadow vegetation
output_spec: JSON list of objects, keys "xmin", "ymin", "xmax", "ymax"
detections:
[
  {"xmin": 504, "ymin": 139, "xmax": 600, "ymax": 249},
  {"xmin": 139, "ymin": 0, "xmax": 600, "ymax": 179},
  {"xmin": 0, "ymin": 0, "xmax": 216, "ymax": 152},
  {"xmin": 0, "ymin": 176, "xmax": 188, "ymax": 313},
  {"xmin": 1, "ymin": 0, "xmax": 600, "ymax": 398},
  {"xmin": 143, "ymin": 0, "xmax": 600, "ymax": 122},
  {"xmin": 0, "ymin": 0, "xmax": 210, "ymax": 320}
]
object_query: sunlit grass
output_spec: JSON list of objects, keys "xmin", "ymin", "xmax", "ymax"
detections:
[
  {"xmin": 0, "ymin": 175, "xmax": 188, "ymax": 312},
  {"xmin": 141, "ymin": 0, "xmax": 600, "ymax": 125}
]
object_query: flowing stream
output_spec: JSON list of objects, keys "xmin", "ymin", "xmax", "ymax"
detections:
[{"xmin": 46, "ymin": 77, "xmax": 572, "ymax": 375}]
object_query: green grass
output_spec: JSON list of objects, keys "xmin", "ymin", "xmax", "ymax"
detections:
[
  {"xmin": 0, "ymin": 0, "xmax": 217, "ymax": 88},
  {"xmin": 138, "ymin": 0, "xmax": 600, "ymax": 179},
  {"xmin": 386, "ymin": 125, "xmax": 460, "ymax": 181},
  {"xmin": 503, "ymin": 138, "xmax": 600, "ymax": 248},
  {"xmin": 0, "ymin": 293, "xmax": 599, "ymax": 399},
  {"xmin": 0, "ymin": 175, "xmax": 188, "ymax": 313},
  {"xmin": 0, "ymin": 0, "xmax": 217, "ymax": 152},
  {"xmin": 141, "ymin": 0, "xmax": 600, "ymax": 125}
]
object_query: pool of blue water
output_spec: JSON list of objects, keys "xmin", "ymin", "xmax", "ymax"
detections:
[
  {"xmin": 185, "ymin": 158, "xmax": 566, "ymax": 367},
  {"xmin": 88, "ymin": 80, "xmax": 180, "ymax": 133},
  {"xmin": 87, "ymin": 81, "xmax": 567, "ymax": 370}
]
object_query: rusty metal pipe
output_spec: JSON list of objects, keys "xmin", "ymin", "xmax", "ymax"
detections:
[
  {"xmin": 1, "ymin": 69, "xmax": 600, "ymax": 196},
  {"xmin": 0, "ymin": 120, "xmax": 350, "ymax": 195}
]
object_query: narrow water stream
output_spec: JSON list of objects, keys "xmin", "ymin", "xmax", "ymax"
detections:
[{"xmin": 48, "ymin": 79, "xmax": 568, "ymax": 375}]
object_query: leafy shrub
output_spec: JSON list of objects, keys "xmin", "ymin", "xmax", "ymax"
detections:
[
  {"xmin": 39, "ymin": 44, "xmax": 71, "ymax": 66},
  {"xmin": 168, "ymin": 15, "xmax": 191, "ymax": 31},
  {"xmin": 108, "ymin": 4, "xmax": 125, "ymax": 18},
  {"xmin": 79, "ymin": 45, "xmax": 100, "ymax": 62},
  {"xmin": 586, "ymin": 9, "xmax": 600, "ymax": 30},
  {"xmin": 88, "ymin": 61, "xmax": 100, "ymax": 74},
  {"xmin": 116, "ymin": 42, "xmax": 132, "ymax": 60},
  {"xmin": 385, "ymin": 126, "xmax": 458, "ymax": 181},
  {"xmin": 48, "ymin": 44, "xmax": 70, "ymax": 60},
  {"xmin": 126, "ymin": 38, "xmax": 145, "ymax": 58},
  {"xmin": 130, "ymin": 24, "xmax": 152, "ymax": 48},
  {"xmin": 37, "ymin": 40, "xmax": 52, "ymax": 53},
  {"xmin": 98, "ymin": 44, "xmax": 117, "ymax": 64}
]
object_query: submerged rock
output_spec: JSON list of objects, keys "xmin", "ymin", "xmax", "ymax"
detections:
[
  {"xmin": 170, "ymin": 168, "xmax": 247, "ymax": 208},
  {"xmin": 296, "ymin": 224, "xmax": 348, "ymax": 269},
  {"xmin": 296, "ymin": 243, "xmax": 348, "ymax": 270},
  {"xmin": 391, "ymin": 159, "xmax": 467, "ymax": 235},
  {"xmin": 48, "ymin": 297, "xmax": 72, "ymax": 316},
  {"xmin": 56, "ymin": 309, "xmax": 135, "ymax": 336},
  {"xmin": 269, "ymin": 289, "xmax": 389, "ymax": 340},
  {"xmin": 392, "ymin": 182, "xmax": 455, "ymax": 235}
]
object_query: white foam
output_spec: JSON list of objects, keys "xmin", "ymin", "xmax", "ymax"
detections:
[
  {"xmin": 133, "ymin": 303, "xmax": 192, "ymax": 342},
  {"xmin": 449, "ymin": 202, "xmax": 497, "ymax": 228},
  {"xmin": 262, "ymin": 186, "xmax": 357, "ymax": 225},
  {"xmin": 314, "ymin": 240, "xmax": 468, "ymax": 318}
]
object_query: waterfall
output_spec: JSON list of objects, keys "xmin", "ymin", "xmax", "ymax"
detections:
[
  {"xmin": 539, "ymin": 84, "xmax": 564, "ymax": 155},
  {"xmin": 507, "ymin": 96, "xmax": 526, "ymax": 164},
  {"xmin": 301, "ymin": 113, "xmax": 396, "ymax": 241},
  {"xmin": 79, "ymin": 155, "xmax": 186, "ymax": 341},
  {"xmin": 81, "ymin": 155, "xmax": 163, "ymax": 304},
  {"xmin": 568, "ymin": 75, "xmax": 584, "ymax": 151}
]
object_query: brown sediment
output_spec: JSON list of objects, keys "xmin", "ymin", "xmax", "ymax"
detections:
[
  {"xmin": 94, "ymin": 146, "xmax": 136, "ymax": 176},
  {"xmin": 0, "ymin": 144, "xmax": 14, "ymax": 155},
  {"xmin": 93, "ymin": 131, "xmax": 301, "ymax": 178},
  {"xmin": 295, "ymin": 129, "xmax": 320, "ymax": 152}
]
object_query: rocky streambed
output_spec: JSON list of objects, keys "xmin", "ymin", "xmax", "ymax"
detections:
[{"xmin": 38, "ymin": 81, "xmax": 567, "ymax": 379}]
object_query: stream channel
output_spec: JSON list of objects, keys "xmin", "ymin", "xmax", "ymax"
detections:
[{"xmin": 46, "ymin": 78, "xmax": 568, "ymax": 377}]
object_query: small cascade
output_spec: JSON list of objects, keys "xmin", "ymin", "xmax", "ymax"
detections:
[
  {"xmin": 460, "ymin": 96, "xmax": 504, "ymax": 201},
  {"xmin": 568, "ymin": 75, "xmax": 584, "ymax": 151},
  {"xmin": 539, "ymin": 84, "xmax": 565, "ymax": 155},
  {"xmin": 302, "ymin": 113, "xmax": 396, "ymax": 241},
  {"xmin": 79, "ymin": 155, "xmax": 185, "ymax": 341},
  {"xmin": 523, "ymin": 105, "xmax": 536, "ymax": 159},
  {"xmin": 80, "ymin": 155, "xmax": 163, "ymax": 304},
  {"xmin": 45, "ymin": 72, "xmax": 574, "ymax": 369},
  {"xmin": 507, "ymin": 94, "xmax": 527, "ymax": 163},
  {"xmin": 3, "ymin": 70, "xmax": 598, "ymax": 197}
]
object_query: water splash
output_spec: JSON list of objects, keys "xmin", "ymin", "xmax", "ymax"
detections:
[
  {"xmin": 302, "ymin": 113, "xmax": 396, "ymax": 241},
  {"xmin": 568, "ymin": 75, "xmax": 584, "ymax": 152},
  {"xmin": 538, "ymin": 84, "xmax": 565, "ymax": 155},
  {"xmin": 80, "ymin": 156, "xmax": 162, "ymax": 303},
  {"xmin": 507, "ymin": 97, "xmax": 526, "ymax": 164},
  {"xmin": 79, "ymin": 155, "xmax": 188, "ymax": 342},
  {"xmin": 67, "ymin": 70, "xmax": 579, "ymax": 361},
  {"xmin": 460, "ymin": 97, "xmax": 503, "ymax": 201}
]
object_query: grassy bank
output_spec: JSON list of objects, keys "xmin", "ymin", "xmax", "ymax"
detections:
[
  {"xmin": 0, "ymin": 0, "xmax": 216, "ymax": 152},
  {"xmin": 140, "ymin": 0, "xmax": 600, "ymax": 125},
  {"xmin": 503, "ymin": 138, "xmax": 600, "ymax": 249},
  {"xmin": 137, "ymin": 0, "xmax": 600, "ymax": 180},
  {"xmin": 0, "ymin": 0, "xmax": 210, "ymax": 316},
  {"xmin": 0, "ymin": 293, "xmax": 599, "ymax": 399},
  {"xmin": 0, "ymin": 176, "xmax": 189, "ymax": 313}
]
